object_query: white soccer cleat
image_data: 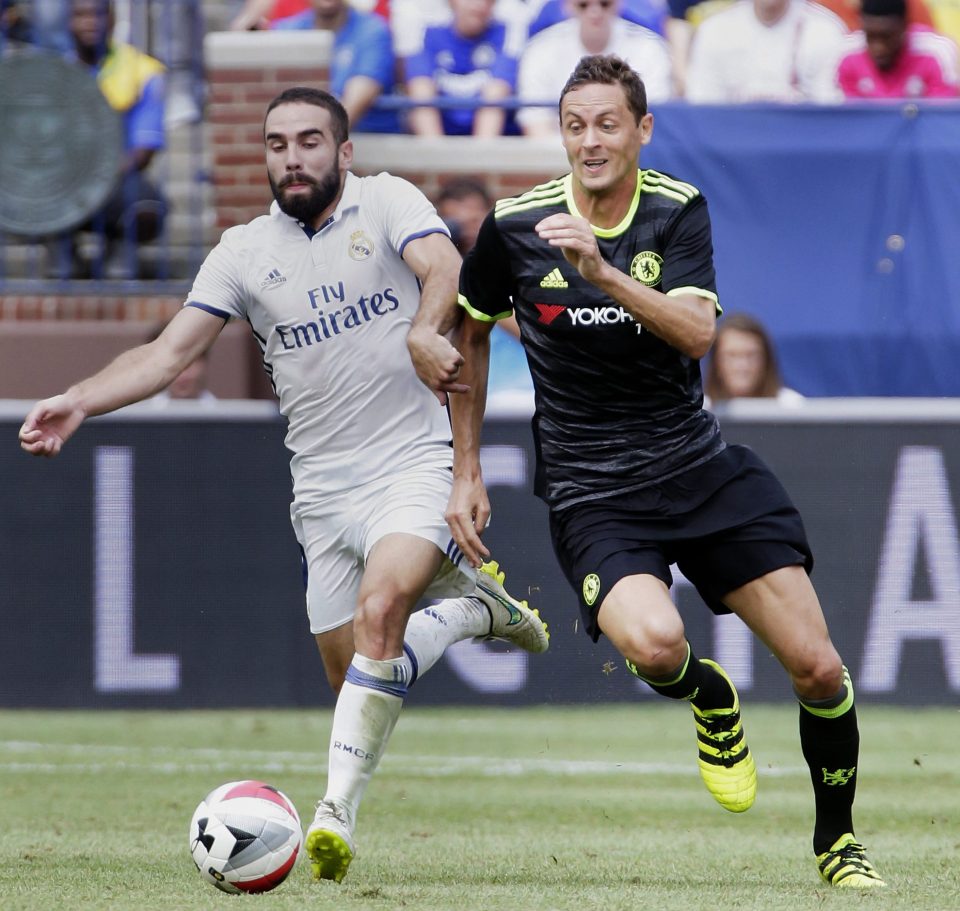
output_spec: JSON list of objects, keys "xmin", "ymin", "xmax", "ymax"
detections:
[
  {"xmin": 474, "ymin": 560, "xmax": 550, "ymax": 653},
  {"xmin": 305, "ymin": 800, "xmax": 355, "ymax": 883}
]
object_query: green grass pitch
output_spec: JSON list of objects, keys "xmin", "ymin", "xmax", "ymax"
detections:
[{"xmin": 2, "ymin": 705, "xmax": 957, "ymax": 910}]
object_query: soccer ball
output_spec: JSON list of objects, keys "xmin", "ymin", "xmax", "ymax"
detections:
[{"xmin": 189, "ymin": 780, "xmax": 302, "ymax": 894}]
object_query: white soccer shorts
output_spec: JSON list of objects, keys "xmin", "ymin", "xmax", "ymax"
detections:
[{"xmin": 291, "ymin": 463, "xmax": 476, "ymax": 634}]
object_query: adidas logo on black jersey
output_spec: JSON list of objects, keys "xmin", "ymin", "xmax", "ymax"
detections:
[{"xmin": 539, "ymin": 268, "xmax": 568, "ymax": 289}]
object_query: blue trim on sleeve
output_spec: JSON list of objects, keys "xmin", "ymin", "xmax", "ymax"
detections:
[
  {"xmin": 398, "ymin": 227, "xmax": 450, "ymax": 258},
  {"xmin": 186, "ymin": 301, "xmax": 231, "ymax": 321}
]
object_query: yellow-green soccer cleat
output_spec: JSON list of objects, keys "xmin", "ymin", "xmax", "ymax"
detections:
[
  {"xmin": 475, "ymin": 560, "xmax": 550, "ymax": 653},
  {"xmin": 692, "ymin": 659, "xmax": 757, "ymax": 813},
  {"xmin": 305, "ymin": 800, "xmax": 355, "ymax": 883},
  {"xmin": 817, "ymin": 834, "xmax": 887, "ymax": 888}
]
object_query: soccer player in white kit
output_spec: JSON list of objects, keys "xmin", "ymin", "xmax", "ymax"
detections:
[{"xmin": 19, "ymin": 87, "xmax": 549, "ymax": 885}]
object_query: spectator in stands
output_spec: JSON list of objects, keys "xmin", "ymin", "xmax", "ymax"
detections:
[
  {"xmin": 404, "ymin": 0, "xmax": 523, "ymax": 137},
  {"xmin": 664, "ymin": 0, "xmax": 734, "ymax": 96},
  {"xmin": 685, "ymin": 0, "xmax": 847, "ymax": 102},
  {"xmin": 231, "ymin": 0, "xmax": 391, "ymax": 31},
  {"xmin": 55, "ymin": 0, "xmax": 167, "ymax": 279},
  {"xmin": 816, "ymin": 0, "xmax": 936, "ymax": 30},
  {"xmin": 230, "ymin": 0, "xmax": 310, "ymax": 31},
  {"xmin": 527, "ymin": 0, "xmax": 667, "ymax": 35},
  {"xmin": 1, "ymin": 0, "xmax": 32, "ymax": 46},
  {"xmin": 273, "ymin": 0, "xmax": 400, "ymax": 132},
  {"xmin": 704, "ymin": 313, "xmax": 804, "ymax": 406},
  {"xmin": 517, "ymin": 0, "xmax": 672, "ymax": 137},
  {"xmin": 837, "ymin": 0, "xmax": 959, "ymax": 97},
  {"xmin": 436, "ymin": 175, "xmax": 493, "ymax": 254}
]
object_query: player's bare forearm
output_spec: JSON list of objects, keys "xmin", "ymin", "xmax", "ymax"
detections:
[
  {"xmin": 536, "ymin": 212, "xmax": 715, "ymax": 358},
  {"xmin": 404, "ymin": 233, "xmax": 468, "ymax": 401},
  {"xmin": 19, "ymin": 307, "xmax": 223, "ymax": 457},
  {"xmin": 447, "ymin": 317, "xmax": 493, "ymax": 566},
  {"xmin": 593, "ymin": 267, "xmax": 716, "ymax": 359}
]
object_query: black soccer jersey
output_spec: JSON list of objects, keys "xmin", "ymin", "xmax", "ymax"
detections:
[{"xmin": 459, "ymin": 169, "xmax": 725, "ymax": 511}]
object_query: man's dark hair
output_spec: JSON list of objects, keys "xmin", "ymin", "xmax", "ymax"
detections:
[
  {"xmin": 861, "ymin": 0, "xmax": 906, "ymax": 15},
  {"xmin": 559, "ymin": 54, "xmax": 648, "ymax": 124},
  {"xmin": 437, "ymin": 176, "xmax": 492, "ymax": 207},
  {"xmin": 264, "ymin": 87, "xmax": 349, "ymax": 145}
]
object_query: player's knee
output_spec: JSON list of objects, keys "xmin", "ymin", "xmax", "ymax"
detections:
[
  {"xmin": 790, "ymin": 650, "xmax": 844, "ymax": 699},
  {"xmin": 614, "ymin": 619, "xmax": 686, "ymax": 676},
  {"xmin": 354, "ymin": 591, "xmax": 407, "ymax": 650}
]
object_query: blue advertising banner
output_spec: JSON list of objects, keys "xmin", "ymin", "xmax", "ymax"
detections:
[{"xmin": 3, "ymin": 401, "xmax": 960, "ymax": 707}]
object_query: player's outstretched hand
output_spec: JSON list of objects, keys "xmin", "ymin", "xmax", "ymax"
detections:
[
  {"xmin": 407, "ymin": 327, "xmax": 470, "ymax": 406},
  {"xmin": 446, "ymin": 475, "xmax": 491, "ymax": 568},
  {"xmin": 19, "ymin": 394, "xmax": 85, "ymax": 457},
  {"xmin": 535, "ymin": 213, "xmax": 605, "ymax": 283}
]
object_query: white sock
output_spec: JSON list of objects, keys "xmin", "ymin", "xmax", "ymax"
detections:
[
  {"xmin": 322, "ymin": 653, "xmax": 407, "ymax": 829},
  {"xmin": 402, "ymin": 596, "xmax": 488, "ymax": 684}
]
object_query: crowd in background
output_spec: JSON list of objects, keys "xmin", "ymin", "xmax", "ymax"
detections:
[
  {"xmin": 224, "ymin": 0, "xmax": 960, "ymax": 134},
  {"xmin": 1, "ymin": 0, "xmax": 957, "ymax": 400},
  {"xmin": 3, "ymin": 0, "xmax": 959, "ymax": 140}
]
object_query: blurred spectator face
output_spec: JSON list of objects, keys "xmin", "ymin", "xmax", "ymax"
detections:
[
  {"xmin": 450, "ymin": 0, "xmax": 496, "ymax": 38},
  {"xmin": 713, "ymin": 327, "xmax": 768, "ymax": 397},
  {"xmin": 752, "ymin": 0, "xmax": 791, "ymax": 25},
  {"xmin": 265, "ymin": 102, "xmax": 350, "ymax": 225},
  {"xmin": 567, "ymin": 0, "xmax": 619, "ymax": 43},
  {"xmin": 863, "ymin": 15, "xmax": 906, "ymax": 70},
  {"xmin": 168, "ymin": 358, "xmax": 210, "ymax": 400},
  {"xmin": 438, "ymin": 191, "xmax": 490, "ymax": 254},
  {"xmin": 308, "ymin": 0, "xmax": 346, "ymax": 16},
  {"xmin": 69, "ymin": 0, "xmax": 111, "ymax": 52}
]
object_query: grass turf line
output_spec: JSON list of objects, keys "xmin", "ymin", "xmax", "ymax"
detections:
[{"xmin": 1, "ymin": 705, "xmax": 956, "ymax": 910}]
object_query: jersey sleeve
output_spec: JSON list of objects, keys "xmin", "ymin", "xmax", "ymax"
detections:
[
  {"xmin": 661, "ymin": 195, "xmax": 719, "ymax": 311},
  {"xmin": 184, "ymin": 227, "xmax": 250, "ymax": 321},
  {"xmin": 458, "ymin": 210, "xmax": 514, "ymax": 321},
  {"xmin": 371, "ymin": 173, "xmax": 450, "ymax": 256}
]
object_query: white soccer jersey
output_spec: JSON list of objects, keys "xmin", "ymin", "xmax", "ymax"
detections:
[{"xmin": 185, "ymin": 171, "xmax": 454, "ymax": 510}]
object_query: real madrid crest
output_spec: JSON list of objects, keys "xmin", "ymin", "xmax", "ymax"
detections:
[
  {"xmin": 630, "ymin": 251, "xmax": 663, "ymax": 287},
  {"xmin": 349, "ymin": 230, "xmax": 374, "ymax": 261}
]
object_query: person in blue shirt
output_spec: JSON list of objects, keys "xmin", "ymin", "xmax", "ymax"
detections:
[
  {"xmin": 404, "ymin": 0, "xmax": 522, "ymax": 137},
  {"xmin": 52, "ymin": 0, "xmax": 168, "ymax": 278},
  {"xmin": 273, "ymin": 0, "xmax": 399, "ymax": 133}
]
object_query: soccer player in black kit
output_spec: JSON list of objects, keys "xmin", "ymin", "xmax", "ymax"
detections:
[{"xmin": 446, "ymin": 54, "xmax": 885, "ymax": 889}]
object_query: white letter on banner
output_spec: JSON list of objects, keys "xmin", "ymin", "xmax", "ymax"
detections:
[
  {"xmin": 861, "ymin": 446, "xmax": 960, "ymax": 692},
  {"xmin": 94, "ymin": 446, "xmax": 180, "ymax": 692},
  {"xmin": 444, "ymin": 446, "xmax": 528, "ymax": 693}
]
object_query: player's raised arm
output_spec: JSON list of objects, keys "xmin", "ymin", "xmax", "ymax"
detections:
[
  {"xmin": 402, "ymin": 230, "xmax": 468, "ymax": 404},
  {"xmin": 18, "ymin": 306, "xmax": 225, "ymax": 457}
]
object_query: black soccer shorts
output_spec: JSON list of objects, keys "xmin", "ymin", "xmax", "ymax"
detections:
[{"xmin": 548, "ymin": 445, "xmax": 813, "ymax": 641}]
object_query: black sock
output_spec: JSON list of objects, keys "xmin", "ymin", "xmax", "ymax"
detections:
[
  {"xmin": 627, "ymin": 642, "xmax": 734, "ymax": 710},
  {"xmin": 798, "ymin": 667, "xmax": 859, "ymax": 855}
]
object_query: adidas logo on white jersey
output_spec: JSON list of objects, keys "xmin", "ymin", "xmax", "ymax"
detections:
[
  {"xmin": 540, "ymin": 268, "xmax": 568, "ymax": 289},
  {"xmin": 260, "ymin": 268, "xmax": 287, "ymax": 290}
]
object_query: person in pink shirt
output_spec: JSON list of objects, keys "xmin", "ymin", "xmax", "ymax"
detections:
[{"xmin": 837, "ymin": 0, "xmax": 960, "ymax": 97}]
